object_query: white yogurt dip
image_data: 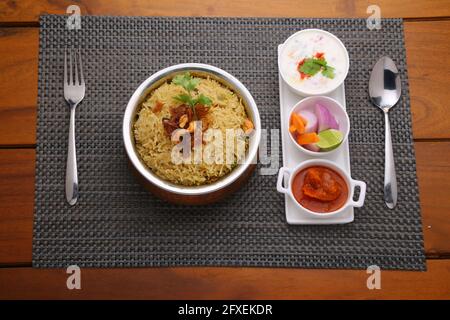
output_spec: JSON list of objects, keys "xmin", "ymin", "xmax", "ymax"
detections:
[{"xmin": 279, "ymin": 29, "xmax": 349, "ymax": 96}]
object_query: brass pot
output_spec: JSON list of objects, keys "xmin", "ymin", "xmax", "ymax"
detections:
[{"xmin": 123, "ymin": 63, "xmax": 261, "ymax": 205}]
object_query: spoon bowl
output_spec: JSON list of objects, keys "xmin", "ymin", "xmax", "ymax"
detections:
[{"xmin": 369, "ymin": 57, "xmax": 402, "ymax": 111}]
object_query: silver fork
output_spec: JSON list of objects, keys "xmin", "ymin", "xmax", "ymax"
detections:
[{"xmin": 64, "ymin": 48, "xmax": 85, "ymax": 205}]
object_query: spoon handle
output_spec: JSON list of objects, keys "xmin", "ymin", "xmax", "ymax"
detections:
[{"xmin": 384, "ymin": 111, "xmax": 397, "ymax": 209}]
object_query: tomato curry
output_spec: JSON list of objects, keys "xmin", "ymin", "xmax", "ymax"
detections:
[{"xmin": 292, "ymin": 166, "xmax": 348, "ymax": 213}]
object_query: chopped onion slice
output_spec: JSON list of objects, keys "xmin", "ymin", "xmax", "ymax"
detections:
[
  {"xmin": 298, "ymin": 110, "xmax": 318, "ymax": 133},
  {"xmin": 315, "ymin": 103, "xmax": 339, "ymax": 132}
]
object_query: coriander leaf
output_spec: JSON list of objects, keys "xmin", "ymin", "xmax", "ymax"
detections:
[
  {"xmin": 185, "ymin": 78, "xmax": 200, "ymax": 92},
  {"xmin": 299, "ymin": 58, "xmax": 321, "ymax": 76},
  {"xmin": 172, "ymin": 72, "xmax": 200, "ymax": 92},
  {"xmin": 313, "ymin": 58, "xmax": 327, "ymax": 67},
  {"xmin": 172, "ymin": 73, "xmax": 190, "ymax": 88},
  {"xmin": 195, "ymin": 94, "xmax": 212, "ymax": 106},
  {"xmin": 321, "ymin": 66, "xmax": 335, "ymax": 79},
  {"xmin": 174, "ymin": 94, "xmax": 194, "ymax": 106},
  {"xmin": 172, "ymin": 73, "xmax": 186, "ymax": 85},
  {"xmin": 298, "ymin": 54, "xmax": 336, "ymax": 79}
]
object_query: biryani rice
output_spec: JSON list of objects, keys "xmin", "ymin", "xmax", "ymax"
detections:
[{"xmin": 133, "ymin": 76, "xmax": 250, "ymax": 186}]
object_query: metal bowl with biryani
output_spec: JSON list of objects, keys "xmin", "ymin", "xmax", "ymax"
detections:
[{"xmin": 123, "ymin": 63, "xmax": 261, "ymax": 205}]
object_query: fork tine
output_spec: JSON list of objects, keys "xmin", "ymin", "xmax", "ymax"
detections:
[
  {"xmin": 73, "ymin": 49, "xmax": 79, "ymax": 85},
  {"xmin": 78, "ymin": 48, "xmax": 84, "ymax": 85},
  {"xmin": 64, "ymin": 47, "xmax": 67, "ymax": 85},
  {"xmin": 69, "ymin": 48, "xmax": 73, "ymax": 85}
]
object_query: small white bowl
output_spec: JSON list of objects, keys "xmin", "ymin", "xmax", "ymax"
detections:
[
  {"xmin": 276, "ymin": 159, "xmax": 366, "ymax": 218},
  {"xmin": 288, "ymin": 96, "xmax": 350, "ymax": 156},
  {"xmin": 278, "ymin": 29, "xmax": 349, "ymax": 96}
]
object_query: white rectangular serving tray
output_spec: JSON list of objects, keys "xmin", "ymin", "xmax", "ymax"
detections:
[{"xmin": 277, "ymin": 45, "xmax": 353, "ymax": 225}]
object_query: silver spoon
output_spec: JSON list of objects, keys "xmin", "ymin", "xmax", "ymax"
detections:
[{"xmin": 369, "ymin": 56, "xmax": 401, "ymax": 209}]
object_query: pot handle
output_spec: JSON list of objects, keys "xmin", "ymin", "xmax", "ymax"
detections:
[
  {"xmin": 350, "ymin": 179, "xmax": 367, "ymax": 208},
  {"xmin": 276, "ymin": 167, "xmax": 292, "ymax": 194}
]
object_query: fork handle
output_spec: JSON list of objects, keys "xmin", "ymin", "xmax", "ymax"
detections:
[{"xmin": 66, "ymin": 106, "xmax": 78, "ymax": 205}]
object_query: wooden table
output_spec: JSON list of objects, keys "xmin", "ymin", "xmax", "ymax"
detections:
[{"xmin": 0, "ymin": 0, "xmax": 449, "ymax": 300}]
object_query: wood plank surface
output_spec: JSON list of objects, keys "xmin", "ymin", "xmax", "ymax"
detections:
[
  {"xmin": 0, "ymin": 28, "xmax": 37, "ymax": 146},
  {"xmin": 0, "ymin": 260, "xmax": 449, "ymax": 299},
  {"xmin": 1, "ymin": 0, "xmax": 450, "ymax": 301},
  {"xmin": 0, "ymin": 149, "xmax": 35, "ymax": 265},
  {"xmin": 404, "ymin": 21, "xmax": 450, "ymax": 139},
  {"xmin": 0, "ymin": 142, "xmax": 449, "ymax": 265},
  {"xmin": 1, "ymin": 21, "xmax": 450, "ymax": 145},
  {"xmin": 416, "ymin": 142, "xmax": 450, "ymax": 257},
  {"xmin": 1, "ymin": 0, "xmax": 450, "ymax": 23}
]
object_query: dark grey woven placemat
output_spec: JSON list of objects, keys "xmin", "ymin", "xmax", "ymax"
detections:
[{"xmin": 33, "ymin": 15, "xmax": 425, "ymax": 270}]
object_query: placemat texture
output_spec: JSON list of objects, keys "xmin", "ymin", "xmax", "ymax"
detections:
[{"xmin": 34, "ymin": 15, "xmax": 425, "ymax": 270}]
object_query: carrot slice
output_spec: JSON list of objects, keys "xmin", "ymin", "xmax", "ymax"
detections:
[
  {"xmin": 296, "ymin": 132, "xmax": 320, "ymax": 145},
  {"xmin": 153, "ymin": 101, "xmax": 164, "ymax": 113},
  {"xmin": 291, "ymin": 113, "xmax": 306, "ymax": 135},
  {"xmin": 298, "ymin": 114, "xmax": 307, "ymax": 125},
  {"xmin": 289, "ymin": 124, "xmax": 297, "ymax": 133}
]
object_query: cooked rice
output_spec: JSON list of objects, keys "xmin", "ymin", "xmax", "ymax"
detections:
[{"xmin": 133, "ymin": 76, "xmax": 249, "ymax": 186}]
